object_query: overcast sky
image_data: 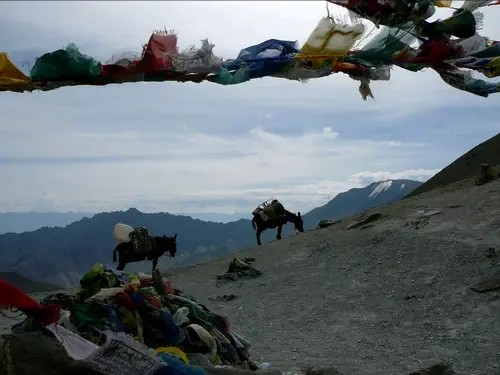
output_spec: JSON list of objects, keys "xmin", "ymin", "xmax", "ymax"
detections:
[{"xmin": 0, "ymin": 1, "xmax": 499, "ymax": 217}]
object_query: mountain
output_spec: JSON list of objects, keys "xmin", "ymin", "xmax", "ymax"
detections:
[
  {"xmin": 0, "ymin": 180, "xmax": 421, "ymax": 288},
  {"xmin": 0, "ymin": 211, "xmax": 251, "ymax": 234},
  {"xmin": 302, "ymin": 179, "xmax": 422, "ymax": 228},
  {"xmin": 182, "ymin": 212, "xmax": 249, "ymax": 223},
  {"xmin": 0, "ymin": 212, "xmax": 94, "ymax": 234},
  {"xmin": 0, "ymin": 272, "xmax": 61, "ymax": 293},
  {"xmin": 407, "ymin": 132, "xmax": 500, "ymax": 198}
]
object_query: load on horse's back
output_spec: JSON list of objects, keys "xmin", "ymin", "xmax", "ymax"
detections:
[
  {"xmin": 112, "ymin": 223, "xmax": 178, "ymax": 272},
  {"xmin": 251, "ymin": 199, "xmax": 304, "ymax": 246},
  {"xmin": 252, "ymin": 199, "xmax": 286, "ymax": 223}
]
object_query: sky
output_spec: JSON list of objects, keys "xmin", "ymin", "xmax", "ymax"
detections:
[{"xmin": 0, "ymin": 1, "xmax": 499, "ymax": 219}]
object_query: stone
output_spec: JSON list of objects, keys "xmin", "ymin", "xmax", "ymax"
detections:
[
  {"xmin": 474, "ymin": 163, "xmax": 500, "ymax": 186},
  {"xmin": 485, "ymin": 247, "xmax": 497, "ymax": 258},
  {"xmin": 471, "ymin": 276, "xmax": 500, "ymax": 293},
  {"xmin": 409, "ymin": 362, "xmax": 456, "ymax": 375},
  {"xmin": 346, "ymin": 213, "xmax": 384, "ymax": 230}
]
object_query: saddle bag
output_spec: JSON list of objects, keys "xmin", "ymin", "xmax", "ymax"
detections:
[{"xmin": 129, "ymin": 227, "xmax": 153, "ymax": 255}]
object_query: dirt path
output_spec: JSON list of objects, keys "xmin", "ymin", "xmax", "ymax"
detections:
[{"xmin": 169, "ymin": 179, "xmax": 500, "ymax": 375}]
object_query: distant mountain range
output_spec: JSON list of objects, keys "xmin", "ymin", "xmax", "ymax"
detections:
[
  {"xmin": 0, "ymin": 179, "xmax": 422, "ymax": 289},
  {"xmin": 0, "ymin": 212, "xmax": 94, "ymax": 235},
  {"xmin": 182, "ymin": 212, "xmax": 249, "ymax": 223},
  {"xmin": 0, "ymin": 212, "xmax": 250, "ymax": 234}
]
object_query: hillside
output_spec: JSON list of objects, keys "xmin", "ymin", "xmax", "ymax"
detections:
[
  {"xmin": 303, "ymin": 179, "xmax": 421, "ymax": 228},
  {"xmin": 0, "ymin": 212, "xmax": 94, "ymax": 234},
  {"xmin": 0, "ymin": 180, "xmax": 421, "ymax": 287},
  {"xmin": 0, "ymin": 272, "xmax": 60, "ymax": 293},
  {"xmin": 407, "ymin": 132, "xmax": 500, "ymax": 198},
  {"xmin": 167, "ymin": 176, "xmax": 500, "ymax": 375}
]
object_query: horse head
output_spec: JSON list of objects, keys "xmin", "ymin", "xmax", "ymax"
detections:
[
  {"xmin": 293, "ymin": 212, "xmax": 304, "ymax": 233},
  {"xmin": 160, "ymin": 233, "xmax": 177, "ymax": 257}
]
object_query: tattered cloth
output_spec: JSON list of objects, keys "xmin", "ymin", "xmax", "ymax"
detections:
[
  {"xmin": 130, "ymin": 227, "xmax": 154, "ymax": 256},
  {"xmin": 0, "ymin": 278, "xmax": 60, "ymax": 326}
]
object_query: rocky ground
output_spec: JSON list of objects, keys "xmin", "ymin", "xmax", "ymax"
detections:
[
  {"xmin": 167, "ymin": 177, "xmax": 500, "ymax": 375},
  {"xmin": 1, "ymin": 177, "xmax": 499, "ymax": 375}
]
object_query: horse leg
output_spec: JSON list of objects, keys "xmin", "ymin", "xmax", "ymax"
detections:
[
  {"xmin": 256, "ymin": 227, "xmax": 263, "ymax": 246},
  {"xmin": 116, "ymin": 261, "xmax": 127, "ymax": 271},
  {"xmin": 277, "ymin": 224, "xmax": 283, "ymax": 240}
]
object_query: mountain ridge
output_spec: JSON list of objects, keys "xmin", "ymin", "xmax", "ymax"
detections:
[
  {"xmin": 0, "ymin": 212, "xmax": 94, "ymax": 235},
  {"xmin": 0, "ymin": 211, "xmax": 251, "ymax": 234}
]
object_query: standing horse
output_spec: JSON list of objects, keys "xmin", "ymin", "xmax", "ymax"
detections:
[
  {"xmin": 252, "ymin": 209, "xmax": 304, "ymax": 246},
  {"xmin": 112, "ymin": 233, "xmax": 177, "ymax": 272}
]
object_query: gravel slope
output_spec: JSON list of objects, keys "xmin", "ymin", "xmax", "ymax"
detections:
[{"xmin": 168, "ymin": 178, "xmax": 500, "ymax": 375}]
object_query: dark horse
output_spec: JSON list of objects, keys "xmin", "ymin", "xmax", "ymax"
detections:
[
  {"xmin": 252, "ymin": 208, "xmax": 304, "ymax": 246},
  {"xmin": 112, "ymin": 234, "xmax": 177, "ymax": 272}
]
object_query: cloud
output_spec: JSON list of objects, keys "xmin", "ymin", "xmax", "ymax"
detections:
[
  {"xmin": 323, "ymin": 127, "xmax": 339, "ymax": 140},
  {"xmin": 0, "ymin": 115, "xmax": 440, "ymax": 214},
  {"xmin": 0, "ymin": 1, "xmax": 499, "ymax": 215}
]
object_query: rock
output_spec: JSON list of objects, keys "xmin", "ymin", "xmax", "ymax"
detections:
[
  {"xmin": 346, "ymin": 213, "xmax": 383, "ymax": 230},
  {"xmin": 470, "ymin": 276, "xmax": 500, "ymax": 293},
  {"xmin": 415, "ymin": 209, "xmax": 442, "ymax": 218},
  {"xmin": 409, "ymin": 362, "xmax": 456, "ymax": 375},
  {"xmin": 485, "ymin": 247, "xmax": 497, "ymax": 258},
  {"xmin": 445, "ymin": 204, "xmax": 460, "ymax": 208},
  {"xmin": 318, "ymin": 220, "xmax": 341, "ymax": 229},
  {"xmin": 422, "ymin": 210, "xmax": 442, "ymax": 218},
  {"xmin": 209, "ymin": 293, "xmax": 239, "ymax": 302},
  {"xmin": 406, "ymin": 217, "xmax": 430, "ymax": 230},
  {"xmin": 360, "ymin": 224, "xmax": 375, "ymax": 230},
  {"xmin": 474, "ymin": 163, "xmax": 500, "ymax": 186},
  {"xmin": 404, "ymin": 294, "xmax": 423, "ymax": 301},
  {"xmin": 313, "ymin": 244, "xmax": 329, "ymax": 254},
  {"xmin": 303, "ymin": 366, "xmax": 344, "ymax": 375}
]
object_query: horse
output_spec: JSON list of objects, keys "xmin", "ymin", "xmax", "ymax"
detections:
[
  {"xmin": 112, "ymin": 233, "xmax": 177, "ymax": 272},
  {"xmin": 251, "ymin": 209, "xmax": 304, "ymax": 246}
]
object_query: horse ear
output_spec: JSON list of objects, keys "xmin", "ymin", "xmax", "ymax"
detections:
[
  {"xmin": 173, "ymin": 233, "xmax": 177, "ymax": 240},
  {"xmin": 298, "ymin": 212, "xmax": 301, "ymax": 218}
]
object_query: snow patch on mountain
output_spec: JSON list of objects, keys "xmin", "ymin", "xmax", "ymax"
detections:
[
  {"xmin": 370, "ymin": 180, "xmax": 393, "ymax": 198},
  {"xmin": 400, "ymin": 183, "xmax": 406, "ymax": 190}
]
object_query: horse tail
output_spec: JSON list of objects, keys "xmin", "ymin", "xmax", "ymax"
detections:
[
  {"xmin": 113, "ymin": 245, "xmax": 118, "ymax": 263},
  {"xmin": 252, "ymin": 216, "xmax": 257, "ymax": 230}
]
